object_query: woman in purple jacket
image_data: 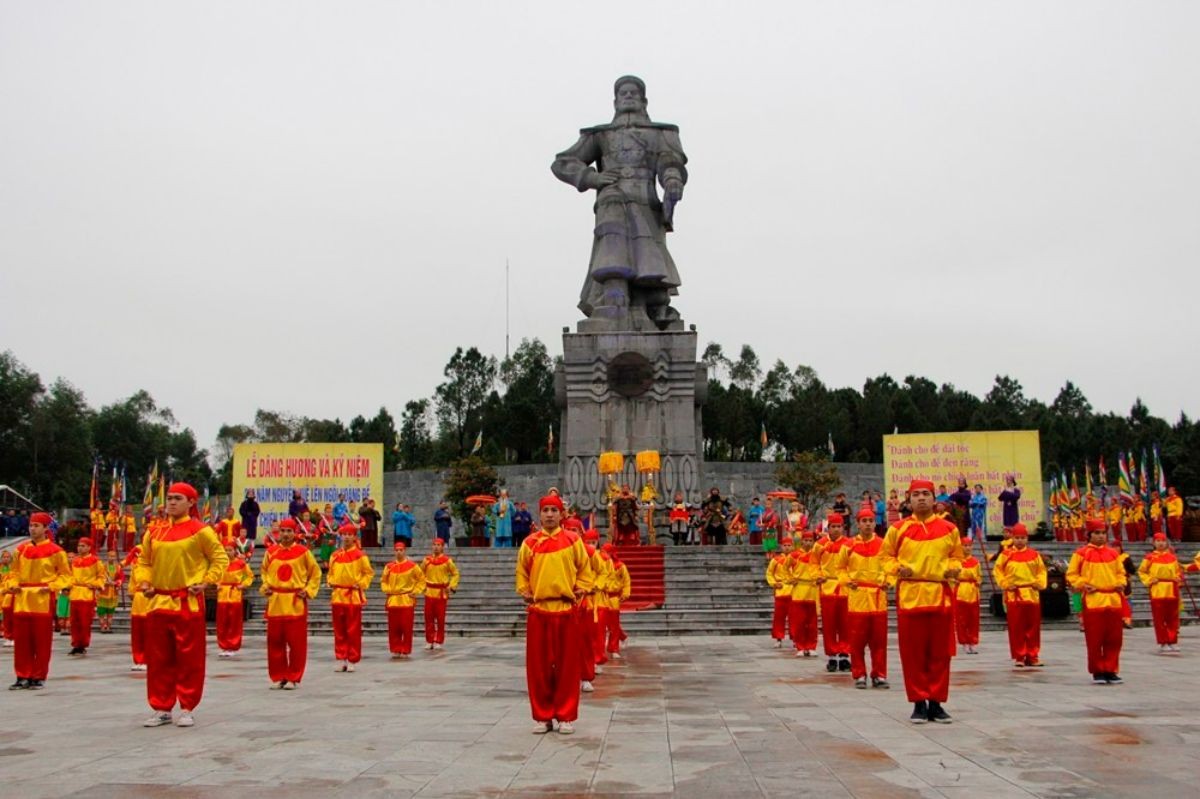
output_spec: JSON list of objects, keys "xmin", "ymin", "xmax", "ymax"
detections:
[{"xmin": 997, "ymin": 476, "xmax": 1021, "ymax": 530}]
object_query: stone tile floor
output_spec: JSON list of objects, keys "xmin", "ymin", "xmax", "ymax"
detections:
[{"xmin": 1, "ymin": 628, "xmax": 1196, "ymax": 798}]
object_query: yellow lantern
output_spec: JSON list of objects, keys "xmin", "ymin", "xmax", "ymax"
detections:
[
  {"xmin": 598, "ymin": 451, "xmax": 625, "ymax": 475},
  {"xmin": 635, "ymin": 450, "xmax": 661, "ymax": 474}
]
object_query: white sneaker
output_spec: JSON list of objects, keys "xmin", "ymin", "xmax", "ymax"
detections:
[
  {"xmin": 581, "ymin": 680, "xmax": 594, "ymax": 693},
  {"xmin": 143, "ymin": 712, "xmax": 172, "ymax": 727},
  {"xmin": 594, "ymin": 665, "xmax": 603, "ymax": 674},
  {"xmin": 133, "ymin": 663, "xmax": 147, "ymax": 672},
  {"xmin": 346, "ymin": 663, "xmax": 356, "ymax": 672},
  {"xmin": 557, "ymin": 721, "xmax": 575, "ymax": 735},
  {"xmin": 425, "ymin": 643, "xmax": 434, "ymax": 650},
  {"xmin": 218, "ymin": 651, "xmax": 229, "ymax": 659},
  {"xmin": 175, "ymin": 712, "xmax": 195, "ymax": 727},
  {"xmin": 532, "ymin": 721, "xmax": 553, "ymax": 734},
  {"xmin": 1168, "ymin": 644, "xmax": 1180, "ymax": 653},
  {"xmin": 433, "ymin": 643, "xmax": 443, "ymax": 650},
  {"xmin": 774, "ymin": 640, "xmax": 782, "ymax": 648},
  {"xmin": 794, "ymin": 650, "xmax": 805, "ymax": 658},
  {"xmin": 336, "ymin": 661, "xmax": 348, "ymax": 672},
  {"xmin": 611, "ymin": 652, "xmax": 621, "ymax": 660},
  {"xmin": 2, "ymin": 640, "xmax": 13, "ymax": 647}
]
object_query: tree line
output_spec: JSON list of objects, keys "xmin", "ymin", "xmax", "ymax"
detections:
[
  {"xmin": 701, "ymin": 343, "xmax": 1200, "ymax": 495},
  {"xmin": 3, "ymin": 339, "xmax": 1196, "ymax": 510}
]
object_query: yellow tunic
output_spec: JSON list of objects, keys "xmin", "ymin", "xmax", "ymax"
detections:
[
  {"xmin": 217, "ymin": 560, "xmax": 255, "ymax": 603},
  {"xmin": 7, "ymin": 541, "xmax": 71, "ymax": 615},
  {"xmin": 787, "ymin": 549, "xmax": 821, "ymax": 603},
  {"xmin": 955, "ymin": 558, "xmax": 982, "ymax": 604},
  {"xmin": 381, "ymin": 560, "xmax": 426, "ymax": 608},
  {"xmin": 515, "ymin": 528, "xmax": 594, "ymax": 613},
  {"xmin": 1165, "ymin": 495, "xmax": 1184, "ymax": 519},
  {"xmin": 68, "ymin": 554, "xmax": 107, "ymax": 602},
  {"xmin": 133, "ymin": 518, "xmax": 228, "ymax": 616},
  {"xmin": 604, "ymin": 562, "xmax": 632, "ymax": 610},
  {"xmin": 837, "ymin": 536, "xmax": 890, "ymax": 613},
  {"xmin": 994, "ymin": 547, "xmax": 1047, "ymax": 603},
  {"xmin": 258, "ymin": 544, "xmax": 321, "ymax": 618},
  {"xmin": 1106, "ymin": 504, "xmax": 1123, "ymax": 527},
  {"xmin": 327, "ymin": 547, "xmax": 375, "ymax": 606},
  {"xmin": 814, "ymin": 537, "xmax": 851, "ymax": 597},
  {"xmin": 1066, "ymin": 544, "xmax": 1127, "ymax": 610},
  {"xmin": 765, "ymin": 554, "xmax": 792, "ymax": 598},
  {"xmin": 422, "ymin": 555, "xmax": 460, "ymax": 600},
  {"xmin": 882, "ymin": 515, "xmax": 964, "ymax": 612},
  {"xmin": 1138, "ymin": 552, "xmax": 1181, "ymax": 600}
]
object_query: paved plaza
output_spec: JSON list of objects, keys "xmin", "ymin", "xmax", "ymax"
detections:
[{"xmin": 1, "ymin": 628, "xmax": 1197, "ymax": 798}]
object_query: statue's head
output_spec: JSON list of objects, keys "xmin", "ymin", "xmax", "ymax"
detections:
[{"xmin": 613, "ymin": 75, "xmax": 647, "ymax": 113}]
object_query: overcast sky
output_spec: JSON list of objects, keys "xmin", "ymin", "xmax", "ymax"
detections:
[{"xmin": 2, "ymin": 1, "xmax": 1197, "ymax": 454}]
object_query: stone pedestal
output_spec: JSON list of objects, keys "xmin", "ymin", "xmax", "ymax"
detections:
[{"xmin": 555, "ymin": 327, "xmax": 707, "ymax": 512}]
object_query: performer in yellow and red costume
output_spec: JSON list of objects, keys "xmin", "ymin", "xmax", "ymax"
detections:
[
  {"xmin": 839, "ymin": 509, "xmax": 891, "ymax": 688},
  {"xmin": 381, "ymin": 541, "xmax": 425, "ymax": 658},
  {"xmin": 1066, "ymin": 519, "xmax": 1127, "ymax": 684},
  {"xmin": 787, "ymin": 533, "xmax": 821, "ymax": 657},
  {"xmin": 5, "ymin": 513, "xmax": 71, "ymax": 689},
  {"xmin": 765, "ymin": 537, "xmax": 793, "ymax": 648},
  {"xmin": 1138, "ymin": 533, "xmax": 1182, "ymax": 652},
  {"xmin": 134, "ymin": 483, "xmax": 229, "ymax": 726},
  {"xmin": 993, "ymin": 524, "xmax": 1047, "ymax": 668},
  {"xmin": 815, "ymin": 513, "xmax": 852, "ymax": 673},
  {"xmin": 67, "ymin": 536, "xmax": 106, "ymax": 656},
  {"xmin": 882, "ymin": 479, "xmax": 964, "ymax": 724},
  {"xmin": 516, "ymin": 493, "xmax": 595, "ymax": 735},
  {"xmin": 259, "ymin": 518, "xmax": 321, "ymax": 689},
  {"xmin": 216, "ymin": 544, "xmax": 254, "ymax": 657},
  {"xmin": 954, "ymin": 537, "xmax": 982, "ymax": 655},
  {"xmin": 327, "ymin": 524, "xmax": 375, "ymax": 672},
  {"xmin": 421, "ymin": 538, "xmax": 459, "ymax": 650}
]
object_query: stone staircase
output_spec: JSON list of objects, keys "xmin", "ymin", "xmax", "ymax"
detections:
[{"xmin": 70, "ymin": 539, "xmax": 1200, "ymax": 638}]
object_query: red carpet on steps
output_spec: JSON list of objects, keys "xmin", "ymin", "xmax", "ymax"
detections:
[{"xmin": 615, "ymin": 545, "xmax": 665, "ymax": 611}]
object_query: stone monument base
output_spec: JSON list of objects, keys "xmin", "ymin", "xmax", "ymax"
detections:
[{"xmin": 555, "ymin": 324, "xmax": 706, "ymax": 512}]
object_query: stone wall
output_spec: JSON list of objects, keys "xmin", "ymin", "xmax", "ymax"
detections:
[{"xmin": 382, "ymin": 461, "xmax": 888, "ymax": 545}]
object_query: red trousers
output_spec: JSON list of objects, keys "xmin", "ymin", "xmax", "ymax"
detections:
[
  {"xmin": 12, "ymin": 614, "xmax": 54, "ymax": 680},
  {"xmin": 1150, "ymin": 517, "xmax": 1164, "ymax": 535},
  {"xmin": 1150, "ymin": 597, "xmax": 1179, "ymax": 645},
  {"xmin": 897, "ymin": 609, "xmax": 953, "ymax": 703},
  {"xmin": 577, "ymin": 604, "xmax": 596, "ymax": 681},
  {"xmin": 788, "ymin": 600, "xmax": 818, "ymax": 651},
  {"xmin": 146, "ymin": 611, "xmax": 207, "ymax": 712},
  {"xmin": 1125, "ymin": 522, "xmax": 1145, "ymax": 542},
  {"xmin": 122, "ymin": 530, "xmax": 135, "ymax": 552},
  {"xmin": 593, "ymin": 608, "xmax": 609, "ymax": 665},
  {"xmin": 1167, "ymin": 517, "xmax": 1182, "ymax": 540},
  {"xmin": 130, "ymin": 615, "xmax": 147, "ymax": 664},
  {"xmin": 93, "ymin": 528, "xmax": 107, "ymax": 551},
  {"xmin": 1005, "ymin": 601, "xmax": 1041, "ymax": 660},
  {"xmin": 332, "ymin": 604, "xmax": 363, "ymax": 663},
  {"xmin": 604, "ymin": 605, "xmax": 624, "ymax": 654},
  {"xmin": 1, "ymin": 608, "xmax": 13, "ymax": 640},
  {"xmin": 216, "ymin": 601, "xmax": 244, "ymax": 651},
  {"xmin": 771, "ymin": 596, "xmax": 791, "ymax": 641},
  {"xmin": 69, "ymin": 600, "xmax": 95, "ymax": 649},
  {"xmin": 387, "ymin": 606, "xmax": 416, "ymax": 654},
  {"xmin": 267, "ymin": 615, "xmax": 309, "ymax": 683},
  {"xmin": 954, "ymin": 597, "xmax": 980, "ymax": 646},
  {"xmin": 820, "ymin": 595, "xmax": 850, "ymax": 656},
  {"xmin": 525, "ymin": 608, "xmax": 581, "ymax": 723},
  {"xmin": 1082, "ymin": 607, "xmax": 1123, "ymax": 675},
  {"xmin": 424, "ymin": 596, "xmax": 447, "ymax": 644},
  {"xmin": 847, "ymin": 612, "xmax": 887, "ymax": 679}
]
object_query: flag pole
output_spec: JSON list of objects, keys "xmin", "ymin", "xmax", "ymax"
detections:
[{"xmin": 505, "ymin": 258, "xmax": 510, "ymax": 361}]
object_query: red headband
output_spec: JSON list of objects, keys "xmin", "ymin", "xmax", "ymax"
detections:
[
  {"xmin": 826, "ymin": 513, "xmax": 844, "ymax": 525},
  {"xmin": 539, "ymin": 495, "xmax": 564, "ymax": 511},
  {"xmin": 583, "ymin": 529, "xmax": 599, "ymax": 541},
  {"xmin": 909, "ymin": 479, "xmax": 935, "ymax": 493},
  {"xmin": 432, "ymin": 537, "xmax": 445, "ymax": 545},
  {"xmin": 1152, "ymin": 532, "xmax": 1167, "ymax": 542},
  {"xmin": 856, "ymin": 508, "xmax": 874, "ymax": 521},
  {"xmin": 1010, "ymin": 523, "xmax": 1029, "ymax": 537},
  {"xmin": 780, "ymin": 537, "xmax": 793, "ymax": 546},
  {"xmin": 168, "ymin": 482, "xmax": 198, "ymax": 501},
  {"xmin": 338, "ymin": 524, "xmax": 358, "ymax": 535},
  {"xmin": 1085, "ymin": 519, "xmax": 1106, "ymax": 533},
  {"xmin": 279, "ymin": 519, "xmax": 297, "ymax": 530},
  {"xmin": 394, "ymin": 541, "xmax": 407, "ymax": 550},
  {"xmin": 30, "ymin": 512, "xmax": 53, "ymax": 526},
  {"xmin": 77, "ymin": 536, "xmax": 93, "ymax": 546}
]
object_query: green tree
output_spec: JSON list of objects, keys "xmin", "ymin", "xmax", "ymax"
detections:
[
  {"xmin": 349, "ymin": 408, "xmax": 399, "ymax": 470},
  {"xmin": 29, "ymin": 379, "xmax": 93, "ymax": 507},
  {"xmin": 774, "ymin": 451, "xmax": 841, "ymax": 517},
  {"xmin": 442, "ymin": 456, "xmax": 501, "ymax": 523},
  {"xmin": 397, "ymin": 399, "xmax": 434, "ymax": 469},
  {"xmin": 434, "ymin": 347, "xmax": 497, "ymax": 456},
  {"xmin": 497, "ymin": 338, "xmax": 557, "ymax": 462},
  {"xmin": 0, "ymin": 351, "xmax": 44, "ymax": 490}
]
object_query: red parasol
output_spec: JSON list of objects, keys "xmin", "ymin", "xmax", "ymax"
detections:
[{"xmin": 465, "ymin": 494, "xmax": 497, "ymax": 506}]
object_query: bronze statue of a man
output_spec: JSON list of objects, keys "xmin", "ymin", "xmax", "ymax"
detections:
[{"xmin": 552, "ymin": 76, "xmax": 688, "ymax": 330}]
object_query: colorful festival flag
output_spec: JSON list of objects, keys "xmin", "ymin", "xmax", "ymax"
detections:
[
  {"xmin": 1098, "ymin": 455, "xmax": 1107, "ymax": 488},
  {"xmin": 89, "ymin": 460, "xmax": 100, "ymax": 511},
  {"xmin": 1117, "ymin": 452, "xmax": 1134, "ymax": 506},
  {"xmin": 1154, "ymin": 445, "xmax": 1167, "ymax": 494},
  {"xmin": 1084, "ymin": 462, "xmax": 1093, "ymax": 497},
  {"xmin": 547, "ymin": 425, "xmax": 554, "ymax": 456},
  {"xmin": 471, "ymin": 430, "xmax": 483, "ymax": 455}
]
